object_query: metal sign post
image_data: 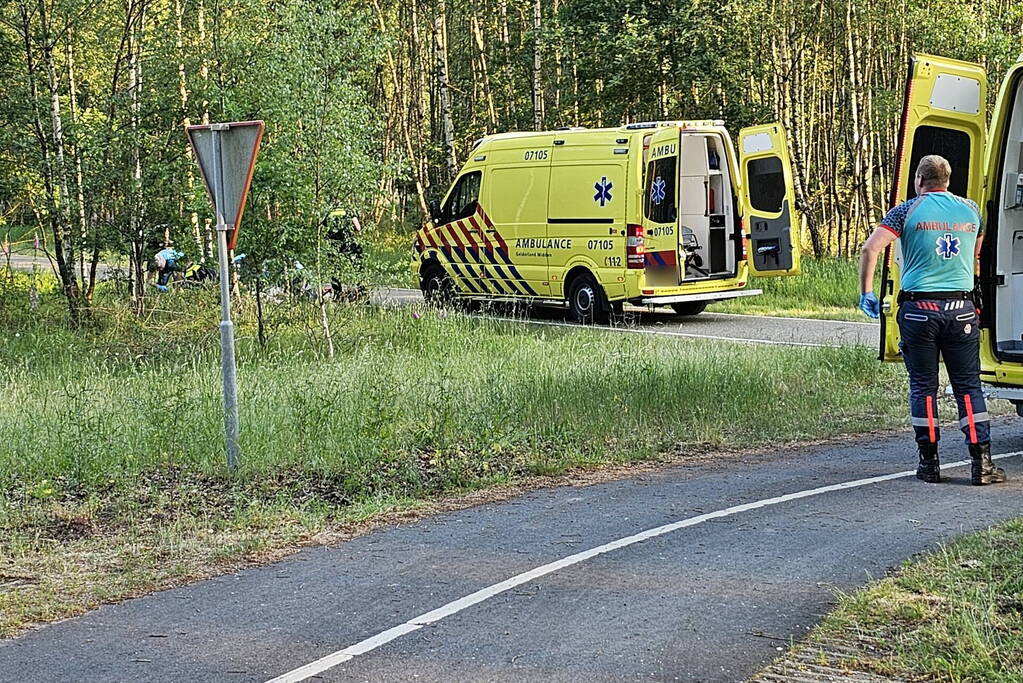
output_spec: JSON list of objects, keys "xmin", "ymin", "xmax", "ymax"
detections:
[
  {"xmin": 211, "ymin": 125, "xmax": 240, "ymax": 468},
  {"xmin": 187, "ymin": 120, "xmax": 264, "ymax": 469}
]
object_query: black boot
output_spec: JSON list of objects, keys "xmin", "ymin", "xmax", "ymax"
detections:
[
  {"xmin": 916, "ymin": 443, "xmax": 941, "ymax": 483},
  {"xmin": 970, "ymin": 443, "xmax": 1006, "ymax": 486}
]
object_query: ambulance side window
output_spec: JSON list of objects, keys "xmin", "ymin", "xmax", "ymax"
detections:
[
  {"xmin": 644, "ymin": 157, "xmax": 677, "ymax": 223},
  {"xmin": 906, "ymin": 126, "xmax": 970, "ymax": 199},
  {"xmin": 746, "ymin": 157, "xmax": 785, "ymax": 213},
  {"xmin": 442, "ymin": 171, "xmax": 482, "ymax": 224}
]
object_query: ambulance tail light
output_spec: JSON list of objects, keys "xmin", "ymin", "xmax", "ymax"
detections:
[
  {"xmin": 627, "ymin": 224, "xmax": 645, "ymax": 269},
  {"xmin": 740, "ymin": 218, "xmax": 748, "ymax": 261}
]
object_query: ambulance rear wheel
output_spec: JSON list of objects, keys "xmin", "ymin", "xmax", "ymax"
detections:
[
  {"xmin": 670, "ymin": 301, "xmax": 707, "ymax": 317},
  {"xmin": 421, "ymin": 264, "xmax": 456, "ymax": 306},
  {"xmin": 567, "ymin": 273, "xmax": 609, "ymax": 325}
]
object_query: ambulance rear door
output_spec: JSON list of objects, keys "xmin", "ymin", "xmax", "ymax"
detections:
[
  {"xmin": 738, "ymin": 124, "xmax": 801, "ymax": 277},
  {"xmin": 642, "ymin": 127, "xmax": 682, "ymax": 286},
  {"xmin": 879, "ymin": 54, "xmax": 988, "ymax": 361}
]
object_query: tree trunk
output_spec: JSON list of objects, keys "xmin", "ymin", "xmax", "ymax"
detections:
[
  {"xmin": 499, "ymin": 0, "xmax": 516, "ymax": 122},
  {"xmin": 255, "ymin": 274, "xmax": 267, "ymax": 348},
  {"xmin": 33, "ymin": 0, "xmax": 85, "ymax": 322},
  {"xmin": 128, "ymin": 1, "xmax": 147, "ymax": 314},
  {"xmin": 470, "ymin": 10, "xmax": 497, "ymax": 131},
  {"xmin": 175, "ymin": 0, "xmax": 204, "ymax": 260},
  {"xmin": 531, "ymin": 0, "xmax": 544, "ymax": 130},
  {"xmin": 373, "ymin": 0, "xmax": 431, "ymax": 218},
  {"xmin": 434, "ymin": 0, "xmax": 458, "ymax": 181},
  {"xmin": 198, "ymin": 0, "xmax": 213, "ymax": 259}
]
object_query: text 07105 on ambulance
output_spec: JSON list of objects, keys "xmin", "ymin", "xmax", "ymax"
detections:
[{"xmin": 413, "ymin": 120, "xmax": 802, "ymax": 323}]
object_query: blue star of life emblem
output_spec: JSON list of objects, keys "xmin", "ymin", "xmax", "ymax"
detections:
[
  {"xmin": 594, "ymin": 177, "xmax": 613, "ymax": 206},
  {"xmin": 935, "ymin": 232, "xmax": 961, "ymax": 260},
  {"xmin": 651, "ymin": 176, "xmax": 666, "ymax": 205}
]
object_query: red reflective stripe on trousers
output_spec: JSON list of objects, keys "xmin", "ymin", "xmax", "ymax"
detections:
[
  {"xmin": 926, "ymin": 395, "xmax": 937, "ymax": 443},
  {"xmin": 964, "ymin": 394, "xmax": 979, "ymax": 444}
]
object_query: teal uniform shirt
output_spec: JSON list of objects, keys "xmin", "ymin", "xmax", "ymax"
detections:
[{"xmin": 880, "ymin": 190, "xmax": 981, "ymax": 293}]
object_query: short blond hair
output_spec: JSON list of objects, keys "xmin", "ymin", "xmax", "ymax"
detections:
[{"xmin": 916, "ymin": 155, "xmax": 951, "ymax": 189}]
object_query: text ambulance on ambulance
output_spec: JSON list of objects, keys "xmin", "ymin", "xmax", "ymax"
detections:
[
  {"xmin": 880, "ymin": 53, "xmax": 1023, "ymax": 414},
  {"xmin": 412, "ymin": 120, "xmax": 801, "ymax": 323}
]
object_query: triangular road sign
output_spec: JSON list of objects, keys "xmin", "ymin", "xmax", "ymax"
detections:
[{"xmin": 187, "ymin": 120, "xmax": 264, "ymax": 250}]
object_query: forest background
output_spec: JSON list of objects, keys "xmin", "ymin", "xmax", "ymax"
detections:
[{"xmin": 2, "ymin": 0, "xmax": 1022, "ymax": 321}]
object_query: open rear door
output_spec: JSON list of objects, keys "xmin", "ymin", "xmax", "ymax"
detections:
[
  {"xmin": 738, "ymin": 123, "xmax": 801, "ymax": 277},
  {"xmin": 642, "ymin": 127, "xmax": 682, "ymax": 286},
  {"xmin": 880, "ymin": 54, "xmax": 988, "ymax": 361}
]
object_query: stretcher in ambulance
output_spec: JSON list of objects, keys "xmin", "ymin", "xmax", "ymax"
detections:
[
  {"xmin": 880, "ymin": 52, "xmax": 1023, "ymax": 413},
  {"xmin": 412, "ymin": 120, "xmax": 801, "ymax": 323}
]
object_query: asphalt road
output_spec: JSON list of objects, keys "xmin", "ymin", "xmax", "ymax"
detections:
[
  {"xmin": 4, "ymin": 427, "xmax": 1023, "ymax": 682},
  {"xmin": 3, "ymin": 253, "xmax": 120, "ymax": 278},
  {"xmin": 372, "ymin": 287, "xmax": 878, "ymax": 349}
]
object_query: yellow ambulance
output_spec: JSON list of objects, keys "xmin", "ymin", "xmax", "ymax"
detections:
[
  {"xmin": 413, "ymin": 120, "xmax": 801, "ymax": 323},
  {"xmin": 880, "ymin": 53, "xmax": 1023, "ymax": 411}
]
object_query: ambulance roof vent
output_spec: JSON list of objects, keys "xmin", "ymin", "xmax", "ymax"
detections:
[{"xmin": 624, "ymin": 122, "xmax": 658, "ymax": 130}]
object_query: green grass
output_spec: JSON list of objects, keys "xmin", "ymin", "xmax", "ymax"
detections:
[
  {"xmin": 1, "ymin": 292, "xmax": 905, "ymax": 491},
  {"xmin": 0, "ymin": 275, "xmax": 911, "ymax": 637},
  {"xmin": 710, "ymin": 257, "xmax": 868, "ymax": 320},
  {"xmin": 801, "ymin": 519, "xmax": 1023, "ymax": 681}
]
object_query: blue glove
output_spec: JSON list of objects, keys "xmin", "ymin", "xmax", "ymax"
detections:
[
  {"xmin": 156, "ymin": 284, "xmax": 169, "ymax": 293},
  {"xmin": 859, "ymin": 292, "xmax": 880, "ymax": 319}
]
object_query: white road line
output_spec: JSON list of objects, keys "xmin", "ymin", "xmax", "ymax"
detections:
[
  {"xmin": 265, "ymin": 451, "xmax": 1022, "ymax": 683},
  {"xmin": 482, "ymin": 315, "xmax": 843, "ymax": 349}
]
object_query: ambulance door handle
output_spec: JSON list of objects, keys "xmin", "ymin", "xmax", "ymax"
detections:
[
  {"xmin": 467, "ymin": 228, "xmax": 480, "ymax": 234},
  {"xmin": 485, "ymin": 229, "xmax": 498, "ymax": 233},
  {"xmin": 704, "ymin": 180, "xmax": 710, "ymax": 217}
]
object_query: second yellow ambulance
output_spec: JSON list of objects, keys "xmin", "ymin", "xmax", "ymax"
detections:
[{"xmin": 413, "ymin": 120, "xmax": 801, "ymax": 323}]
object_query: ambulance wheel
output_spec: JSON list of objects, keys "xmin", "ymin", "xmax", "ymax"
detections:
[
  {"xmin": 421, "ymin": 264, "xmax": 456, "ymax": 306},
  {"xmin": 567, "ymin": 273, "xmax": 609, "ymax": 325},
  {"xmin": 670, "ymin": 301, "xmax": 707, "ymax": 317}
]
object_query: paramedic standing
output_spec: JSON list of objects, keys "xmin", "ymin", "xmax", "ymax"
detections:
[{"xmin": 858, "ymin": 155, "xmax": 1005, "ymax": 486}]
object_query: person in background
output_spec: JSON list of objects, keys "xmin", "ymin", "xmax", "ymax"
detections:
[
  {"xmin": 154, "ymin": 245, "xmax": 184, "ymax": 292},
  {"xmin": 858, "ymin": 154, "xmax": 1005, "ymax": 486}
]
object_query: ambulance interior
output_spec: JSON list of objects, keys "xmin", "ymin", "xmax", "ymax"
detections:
[
  {"xmin": 675, "ymin": 133, "xmax": 737, "ymax": 282},
  {"xmin": 994, "ymin": 80, "xmax": 1023, "ymax": 361}
]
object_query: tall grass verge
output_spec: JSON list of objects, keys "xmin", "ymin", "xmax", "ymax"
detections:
[
  {"xmin": 3, "ymin": 299, "xmax": 904, "ymax": 494},
  {"xmin": 1, "ymin": 284, "xmax": 909, "ymax": 636}
]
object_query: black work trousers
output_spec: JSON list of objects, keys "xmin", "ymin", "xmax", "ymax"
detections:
[{"xmin": 897, "ymin": 298, "xmax": 990, "ymax": 445}]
